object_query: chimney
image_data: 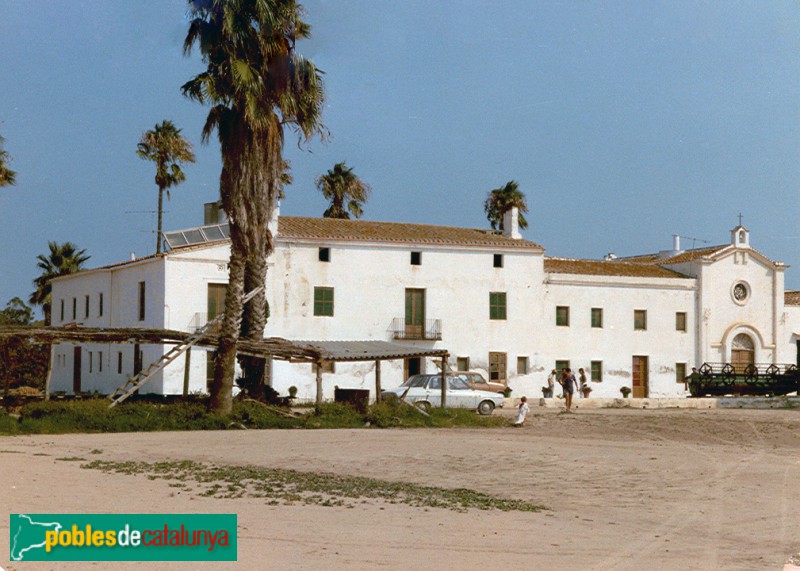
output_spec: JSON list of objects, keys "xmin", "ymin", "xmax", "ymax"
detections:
[
  {"xmin": 658, "ymin": 234, "xmax": 684, "ymax": 258},
  {"xmin": 502, "ymin": 207, "xmax": 522, "ymax": 240},
  {"xmin": 203, "ymin": 201, "xmax": 226, "ymax": 225},
  {"xmin": 673, "ymin": 234, "xmax": 680, "ymax": 252},
  {"xmin": 268, "ymin": 200, "xmax": 280, "ymax": 237}
]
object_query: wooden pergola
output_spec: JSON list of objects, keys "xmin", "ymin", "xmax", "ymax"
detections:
[{"xmin": 0, "ymin": 326, "xmax": 450, "ymax": 406}]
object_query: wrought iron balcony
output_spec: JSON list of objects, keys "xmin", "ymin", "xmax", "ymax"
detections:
[{"xmin": 390, "ymin": 318, "xmax": 442, "ymax": 341}]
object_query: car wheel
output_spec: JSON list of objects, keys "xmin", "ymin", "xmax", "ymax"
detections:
[
  {"xmin": 415, "ymin": 401, "xmax": 432, "ymax": 414},
  {"xmin": 477, "ymin": 400, "xmax": 495, "ymax": 415}
]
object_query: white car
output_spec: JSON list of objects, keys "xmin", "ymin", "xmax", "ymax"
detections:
[{"xmin": 381, "ymin": 374, "xmax": 505, "ymax": 415}]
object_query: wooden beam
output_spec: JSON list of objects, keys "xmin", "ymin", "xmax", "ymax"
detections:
[
  {"xmin": 375, "ymin": 360, "xmax": 381, "ymax": 403},
  {"xmin": 440, "ymin": 353, "xmax": 448, "ymax": 408},
  {"xmin": 315, "ymin": 361, "xmax": 323, "ymax": 406},
  {"xmin": 182, "ymin": 348, "xmax": 191, "ymax": 398}
]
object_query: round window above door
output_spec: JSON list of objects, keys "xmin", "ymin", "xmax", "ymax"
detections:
[{"xmin": 731, "ymin": 282, "xmax": 750, "ymax": 305}]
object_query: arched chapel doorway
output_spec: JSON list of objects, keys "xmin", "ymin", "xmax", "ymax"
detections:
[{"xmin": 730, "ymin": 333, "xmax": 755, "ymax": 373}]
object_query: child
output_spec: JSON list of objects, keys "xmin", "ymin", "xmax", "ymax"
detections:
[{"xmin": 514, "ymin": 396, "xmax": 529, "ymax": 427}]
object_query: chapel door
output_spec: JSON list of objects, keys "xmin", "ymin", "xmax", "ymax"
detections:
[
  {"xmin": 730, "ymin": 333, "xmax": 755, "ymax": 374},
  {"xmin": 632, "ymin": 356, "xmax": 649, "ymax": 398}
]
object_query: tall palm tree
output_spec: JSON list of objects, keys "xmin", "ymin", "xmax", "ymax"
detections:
[
  {"xmin": 0, "ymin": 134, "xmax": 16, "ymax": 187},
  {"xmin": 29, "ymin": 241, "xmax": 90, "ymax": 325},
  {"xmin": 484, "ymin": 180, "xmax": 529, "ymax": 231},
  {"xmin": 316, "ymin": 162, "xmax": 371, "ymax": 219},
  {"xmin": 183, "ymin": 0, "xmax": 325, "ymax": 414},
  {"xmin": 137, "ymin": 120, "xmax": 196, "ymax": 254}
]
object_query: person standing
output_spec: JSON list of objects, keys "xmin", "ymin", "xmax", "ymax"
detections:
[
  {"xmin": 578, "ymin": 368, "xmax": 590, "ymax": 398},
  {"xmin": 545, "ymin": 369, "xmax": 557, "ymax": 398},
  {"xmin": 561, "ymin": 368, "xmax": 578, "ymax": 412}
]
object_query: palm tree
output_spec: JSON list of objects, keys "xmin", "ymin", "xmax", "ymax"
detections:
[
  {"xmin": 484, "ymin": 180, "xmax": 529, "ymax": 231},
  {"xmin": 137, "ymin": 120, "xmax": 196, "ymax": 254},
  {"xmin": 316, "ymin": 162, "xmax": 371, "ymax": 219},
  {"xmin": 0, "ymin": 134, "xmax": 16, "ymax": 187},
  {"xmin": 183, "ymin": 0, "xmax": 325, "ymax": 414},
  {"xmin": 29, "ymin": 241, "xmax": 90, "ymax": 325}
]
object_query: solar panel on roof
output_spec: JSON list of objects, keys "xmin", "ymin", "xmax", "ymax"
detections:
[{"xmin": 163, "ymin": 222, "xmax": 231, "ymax": 250}]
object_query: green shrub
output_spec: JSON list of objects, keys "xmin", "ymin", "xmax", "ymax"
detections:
[{"xmin": 0, "ymin": 411, "xmax": 19, "ymax": 434}]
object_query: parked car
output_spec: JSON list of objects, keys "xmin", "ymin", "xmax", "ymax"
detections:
[
  {"xmin": 381, "ymin": 374, "xmax": 505, "ymax": 415},
  {"xmin": 450, "ymin": 371, "xmax": 507, "ymax": 394}
]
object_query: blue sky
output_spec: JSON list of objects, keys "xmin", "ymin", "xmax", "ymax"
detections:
[{"xmin": 1, "ymin": 0, "xmax": 799, "ymax": 312}]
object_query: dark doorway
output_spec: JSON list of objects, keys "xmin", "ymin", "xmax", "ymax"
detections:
[{"xmin": 72, "ymin": 347, "xmax": 82, "ymax": 393}]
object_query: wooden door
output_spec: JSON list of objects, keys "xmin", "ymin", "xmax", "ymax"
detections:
[
  {"xmin": 730, "ymin": 333, "xmax": 754, "ymax": 374},
  {"xmin": 405, "ymin": 289, "xmax": 425, "ymax": 339},
  {"xmin": 207, "ymin": 283, "xmax": 226, "ymax": 332},
  {"xmin": 404, "ymin": 357, "xmax": 422, "ymax": 381},
  {"xmin": 632, "ymin": 356, "xmax": 648, "ymax": 398},
  {"xmin": 489, "ymin": 352, "xmax": 507, "ymax": 384},
  {"xmin": 72, "ymin": 347, "xmax": 82, "ymax": 393}
]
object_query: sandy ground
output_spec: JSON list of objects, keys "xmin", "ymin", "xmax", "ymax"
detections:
[{"xmin": 1, "ymin": 407, "xmax": 800, "ymax": 570}]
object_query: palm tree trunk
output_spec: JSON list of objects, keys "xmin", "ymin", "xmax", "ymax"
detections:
[
  {"xmin": 209, "ymin": 237, "xmax": 245, "ymax": 415},
  {"xmin": 156, "ymin": 186, "xmax": 164, "ymax": 254}
]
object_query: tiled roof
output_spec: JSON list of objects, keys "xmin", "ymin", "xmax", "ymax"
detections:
[
  {"xmin": 277, "ymin": 216, "xmax": 543, "ymax": 249},
  {"xmin": 544, "ymin": 257, "xmax": 691, "ymax": 279},
  {"xmin": 619, "ymin": 245, "xmax": 729, "ymax": 265},
  {"xmin": 786, "ymin": 291, "xmax": 800, "ymax": 306}
]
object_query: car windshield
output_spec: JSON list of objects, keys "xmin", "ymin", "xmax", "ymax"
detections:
[
  {"xmin": 401, "ymin": 375, "xmax": 428, "ymax": 388},
  {"xmin": 464, "ymin": 373, "xmax": 486, "ymax": 385}
]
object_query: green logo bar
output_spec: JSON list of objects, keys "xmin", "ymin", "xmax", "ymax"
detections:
[{"xmin": 10, "ymin": 514, "xmax": 237, "ymax": 561}]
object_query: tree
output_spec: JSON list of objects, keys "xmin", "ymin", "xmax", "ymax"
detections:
[
  {"xmin": 29, "ymin": 241, "xmax": 90, "ymax": 325},
  {"xmin": 483, "ymin": 180, "xmax": 529, "ymax": 231},
  {"xmin": 316, "ymin": 162, "xmax": 371, "ymax": 219},
  {"xmin": 183, "ymin": 0, "xmax": 325, "ymax": 415},
  {"xmin": 137, "ymin": 120, "xmax": 196, "ymax": 254},
  {"xmin": 0, "ymin": 134, "xmax": 16, "ymax": 187},
  {"xmin": 0, "ymin": 298, "xmax": 49, "ymax": 392}
]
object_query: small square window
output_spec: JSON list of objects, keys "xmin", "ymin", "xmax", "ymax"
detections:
[
  {"xmin": 517, "ymin": 356, "xmax": 528, "ymax": 375},
  {"xmin": 410, "ymin": 251, "xmax": 422, "ymax": 266},
  {"xmin": 456, "ymin": 357, "xmax": 470, "ymax": 371},
  {"xmin": 318, "ymin": 247, "xmax": 330, "ymax": 262},
  {"xmin": 676, "ymin": 312, "xmax": 687, "ymax": 332},
  {"xmin": 634, "ymin": 309, "xmax": 647, "ymax": 331},
  {"xmin": 676, "ymin": 363, "xmax": 687, "ymax": 383},
  {"xmin": 591, "ymin": 360, "xmax": 603, "ymax": 382},
  {"xmin": 493, "ymin": 254, "xmax": 503, "ymax": 268},
  {"xmin": 591, "ymin": 308, "xmax": 603, "ymax": 328},
  {"xmin": 489, "ymin": 292, "xmax": 507, "ymax": 320},
  {"xmin": 556, "ymin": 306, "xmax": 570, "ymax": 326},
  {"xmin": 314, "ymin": 287, "xmax": 334, "ymax": 317},
  {"xmin": 555, "ymin": 360, "xmax": 570, "ymax": 373}
]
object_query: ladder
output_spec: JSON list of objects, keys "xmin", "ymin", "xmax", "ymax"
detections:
[{"xmin": 107, "ymin": 287, "xmax": 263, "ymax": 408}]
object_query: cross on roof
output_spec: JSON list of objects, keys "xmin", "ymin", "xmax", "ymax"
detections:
[{"xmin": 738, "ymin": 212, "xmax": 743, "ymax": 226}]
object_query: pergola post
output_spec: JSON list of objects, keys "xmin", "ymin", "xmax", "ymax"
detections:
[
  {"xmin": 315, "ymin": 361, "xmax": 323, "ymax": 406},
  {"xmin": 375, "ymin": 360, "xmax": 381, "ymax": 403},
  {"xmin": 182, "ymin": 348, "xmax": 191, "ymax": 398},
  {"xmin": 440, "ymin": 353, "xmax": 448, "ymax": 408}
]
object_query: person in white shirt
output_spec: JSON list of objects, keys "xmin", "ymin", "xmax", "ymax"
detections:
[
  {"xmin": 546, "ymin": 369, "xmax": 557, "ymax": 398},
  {"xmin": 514, "ymin": 396, "xmax": 529, "ymax": 427}
]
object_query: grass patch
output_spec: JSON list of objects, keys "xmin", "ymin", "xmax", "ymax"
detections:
[
  {"xmin": 81, "ymin": 459, "xmax": 545, "ymax": 513},
  {"xmin": 0, "ymin": 398, "xmax": 510, "ymax": 435}
]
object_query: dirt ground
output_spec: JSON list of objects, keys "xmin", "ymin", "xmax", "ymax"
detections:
[{"xmin": 2, "ymin": 407, "xmax": 800, "ymax": 570}]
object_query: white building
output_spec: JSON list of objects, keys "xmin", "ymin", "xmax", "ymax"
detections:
[{"xmin": 48, "ymin": 207, "xmax": 800, "ymax": 401}]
